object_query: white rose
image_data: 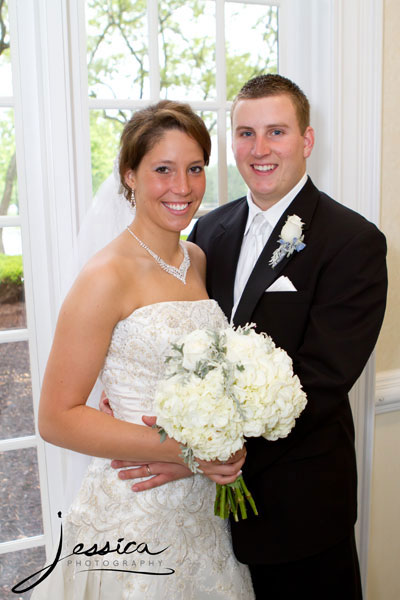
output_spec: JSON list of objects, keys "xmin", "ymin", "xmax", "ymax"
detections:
[
  {"xmin": 235, "ymin": 363, "xmax": 268, "ymax": 388},
  {"xmin": 280, "ymin": 215, "xmax": 304, "ymax": 242},
  {"xmin": 180, "ymin": 329, "xmax": 211, "ymax": 370},
  {"xmin": 225, "ymin": 327, "xmax": 271, "ymax": 365}
]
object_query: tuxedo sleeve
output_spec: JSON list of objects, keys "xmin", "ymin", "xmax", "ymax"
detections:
[
  {"xmin": 295, "ymin": 226, "xmax": 387, "ymax": 407},
  {"xmin": 244, "ymin": 225, "xmax": 387, "ymax": 476}
]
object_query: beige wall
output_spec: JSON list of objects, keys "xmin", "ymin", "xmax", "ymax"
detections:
[
  {"xmin": 375, "ymin": 0, "xmax": 400, "ymax": 373},
  {"xmin": 368, "ymin": 412, "xmax": 400, "ymax": 600},
  {"xmin": 368, "ymin": 1, "xmax": 400, "ymax": 599}
]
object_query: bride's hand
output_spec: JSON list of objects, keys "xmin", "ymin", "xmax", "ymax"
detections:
[
  {"xmin": 111, "ymin": 459, "xmax": 193, "ymax": 492},
  {"xmin": 110, "ymin": 415, "xmax": 193, "ymax": 492},
  {"xmin": 195, "ymin": 447, "xmax": 246, "ymax": 485}
]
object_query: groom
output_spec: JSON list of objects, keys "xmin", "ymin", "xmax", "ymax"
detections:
[
  {"xmin": 187, "ymin": 74, "xmax": 387, "ymax": 598},
  {"xmin": 111, "ymin": 75, "xmax": 387, "ymax": 598}
]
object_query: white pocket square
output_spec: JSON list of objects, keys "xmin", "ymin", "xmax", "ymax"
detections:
[{"xmin": 265, "ymin": 276, "xmax": 297, "ymax": 292}]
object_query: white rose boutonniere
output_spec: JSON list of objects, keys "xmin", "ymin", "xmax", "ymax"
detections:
[{"xmin": 269, "ymin": 214, "xmax": 306, "ymax": 268}]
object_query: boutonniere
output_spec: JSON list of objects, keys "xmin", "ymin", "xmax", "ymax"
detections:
[{"xmin": 269, "ymin": 214, "xmax": 306, "ymax": 268}]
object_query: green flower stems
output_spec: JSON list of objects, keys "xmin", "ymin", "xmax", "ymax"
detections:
[
  {"xmin": 239, "ymin": 477, "xmax": 258, "ymax": 516},
  {"xmin": 214, "ymin": 476, "xmax": 258, "ymax": 521}
]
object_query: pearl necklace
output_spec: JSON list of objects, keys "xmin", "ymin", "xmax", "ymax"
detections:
[{"xmin": 126, "ymin": 226, "xmax": 190, "ymax": 285}]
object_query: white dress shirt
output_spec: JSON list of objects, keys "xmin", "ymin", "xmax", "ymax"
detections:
[{"xmin": 232, "ymin": 173, "xmax": 308, "ymax": 320}]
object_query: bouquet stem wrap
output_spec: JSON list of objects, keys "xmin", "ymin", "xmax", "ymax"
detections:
[{"xmin": 155, "ymin": 324, "xmax": 307, "ymax": 521}]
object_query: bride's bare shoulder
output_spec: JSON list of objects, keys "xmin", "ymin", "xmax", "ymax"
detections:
[
  {"xmin": 183, "ymin": 241, "xmax": 206, "ymax": 282},
  {"xmin": 80, "ymin": 242, "xmax": 124, "ymax": 283},
  {"xmin": 184, "ymin": 240, "xmax": 206, "ymax": 278},
  {"xmin": 184, "ymin": 240, "xmax": 205, "ymax": 263},
  {"xmin": 65, "ymin": 236, "xmax": 138, "ymax": 318},
  {"xmin": 81, "ymin": 231, "xmax": 139, "ymax": 280}
]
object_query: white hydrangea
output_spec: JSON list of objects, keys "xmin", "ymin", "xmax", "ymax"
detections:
[{"xmin": 154, "ymin": 324, "xmax": 307, "ymax": 468}]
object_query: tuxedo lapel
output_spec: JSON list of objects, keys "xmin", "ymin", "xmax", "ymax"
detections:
[
  {"xmin": 209, "ymin": 198, "xmax": 248, "ymax": 318},
  {"xmin": 233, "ymin": 178, "xmax": 319, "ymax": 327}
]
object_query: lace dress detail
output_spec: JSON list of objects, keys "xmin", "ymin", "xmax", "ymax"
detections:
[{"xmin": 32, "ymin": 300, "xmax": 254, "ymax": 599}]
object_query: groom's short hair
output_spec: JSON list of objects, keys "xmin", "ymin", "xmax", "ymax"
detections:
[{"xmin": 231, "ymin": 74, "xmax": 310, "ymax": 134}]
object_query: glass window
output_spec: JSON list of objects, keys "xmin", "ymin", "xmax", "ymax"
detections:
[
  {"xmin": 226, "ymin": 113, "xmax": 247, "ymax": 200},
  {"xmin": 0, "ymin": 0, "xmax": 12, "ymax": 96},
  {"xmin": 159, "ymin": 0, "xmax": 217, "ymax": 101},
  {"xmin": 0, "ymin": 342, "xmax": 33, "ymax": 440},
  {"xmin": 0, "ymin": 447, "xmax": 43, "ymax": 543},
  {"xmin": 225, "ymin": 3, "xmax": 278, "ymax": 100},
  {"xmin": 0, "ymin": 546, "xmax": 47, "ymax": 599},
  {"xmin": 0, "ymin": 109, "xmax": 18, "ymax": 217},
  {"xmin": 197, "ymin": 110, "xmax": 218, "ymax": 210},
  {"xmin": 86, "ymin": 1, "xmax": 149, "ymax": 100},
  {"xmin": 0, "ymin": 228, "xmax": 26, "ymax": 331},
  {"xmin": 0, "ymin": 2, "xmax": 44, "ymax": 576},
  {"xmin": 89, "ymin": 109, "xmax": 130, "ymax": 195}
]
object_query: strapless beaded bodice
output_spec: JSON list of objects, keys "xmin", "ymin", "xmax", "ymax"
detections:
[{"xmin": 100, "ymin": 300, "xmax": 228, "ymax": 425}]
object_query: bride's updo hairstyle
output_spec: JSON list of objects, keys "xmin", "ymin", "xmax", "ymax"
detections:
[{"xmin": 119, "ymin": 100, "xmax": 211, "ymax": 201}]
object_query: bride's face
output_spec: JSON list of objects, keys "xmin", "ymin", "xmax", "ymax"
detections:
[{"xmin": 125, "ymin": 129, "xmax": 206, "ymax": 232}]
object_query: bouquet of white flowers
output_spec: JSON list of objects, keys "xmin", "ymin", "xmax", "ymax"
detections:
[{"xmin": 154, "ymin": 324, "xmax": 307, "ymax": 521}]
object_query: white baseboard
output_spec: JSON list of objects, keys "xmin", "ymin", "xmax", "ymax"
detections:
[{"xmin": 375, "ymin": 370, "xmax": 400, "ymax": 414}]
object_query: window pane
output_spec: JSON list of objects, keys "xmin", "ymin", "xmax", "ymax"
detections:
[
  {"xmin": 197, "ymin": 111, "xmax": 218, "ymax": 211},
  {"xmin": 86, "ymin": 0, "xmax": 149, "ymax": 100},
  {"xmin": 90, "ymin": 109, "xmax": 131, "ymax": 195},
  {"xmin": 0, "ymin": 545, "xmax": 46, "ymax": 599},
  {"xmin": 0, "ymin": 341, "xmax": 34, "ymax": 440},
  {"xmin": 0, "ymin": 109, "xmax": 18, "ymax": 216},
  {"xmin": 0, "ymin": 447, "xmax": 43, "ymax": 543},
  {"xmin": 159, "ymin": 0, "xmax": 216, "ymax": 101},
  {"xmin": 226, "ymin": 113, "xmax": 247, "ymax": 201},
  {"xmin": 225, "ymin": 3, "xmax": 278, "ymax": 100},
  {"xmin": 180, "ymin": 218, "xmax": 196, "ymax": 240},
  {"xmin": 0, "ymin": 1, "xmax": 12, "ymax": 96},
  {"xmin": 0, "ymin": 229, "xmax": 26, "ymax": 332}
]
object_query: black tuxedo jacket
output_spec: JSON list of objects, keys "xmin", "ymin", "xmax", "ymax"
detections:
[{"xmin": 188, "ymin": 178, "xmax": 387, "ymax": 565}]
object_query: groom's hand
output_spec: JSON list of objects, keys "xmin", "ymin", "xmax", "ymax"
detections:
[
  {"xmin": 141, "ymin": 417, "xmax": 246, "ymax": 484},
  {"xmin": 196, "ymin": 447, "xmax": 246, "ymax": 485},
  {"xmin": 99, "ymin": 390, "xmax": 114, "ymax": 416}
]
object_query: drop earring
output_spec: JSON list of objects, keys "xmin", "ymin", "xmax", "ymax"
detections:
[{"xmin": 130, "ymin": 188, "xmax": 136, "ymax": 208}]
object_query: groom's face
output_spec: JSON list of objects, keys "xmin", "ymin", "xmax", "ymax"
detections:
[{"xmin": 232, "ymin": 94, "xmax": 314, "ymax": 210}]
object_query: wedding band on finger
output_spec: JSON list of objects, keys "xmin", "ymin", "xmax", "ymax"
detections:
[{"xmin": 146, "ymin": 464, "xmax": 152, "ymax": 476}]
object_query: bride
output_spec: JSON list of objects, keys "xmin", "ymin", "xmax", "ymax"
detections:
[{"xmin": 31, "ymin": 100, "xmax": 255, "ymax": 599}]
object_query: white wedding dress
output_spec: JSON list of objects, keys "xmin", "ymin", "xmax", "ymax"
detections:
[{"xmin": 32, "ymin": 299, "xmax": 254, "ymax": 599}]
